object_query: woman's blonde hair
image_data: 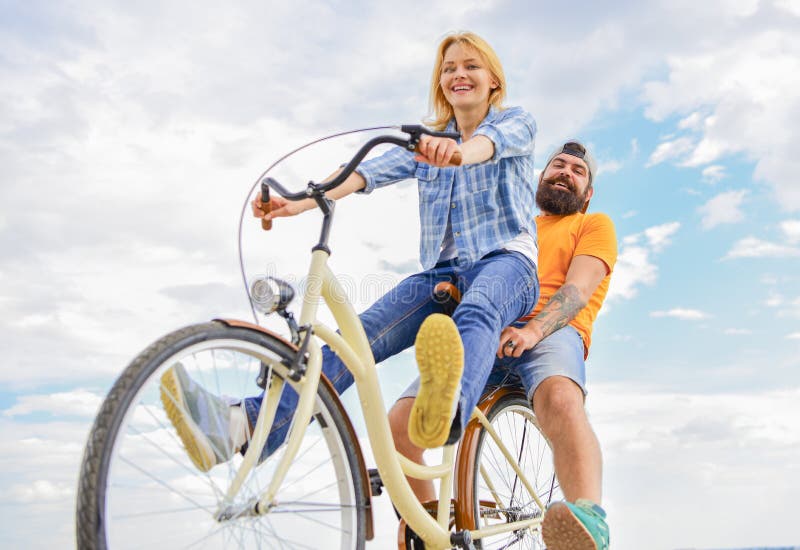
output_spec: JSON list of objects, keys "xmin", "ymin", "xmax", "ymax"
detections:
[{"xmin": 427, "ymin": 32, "xmax": 507, "ymax": 130}]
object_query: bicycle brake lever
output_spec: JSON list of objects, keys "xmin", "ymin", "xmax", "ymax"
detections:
[
  {"xmin": 399, "ymin": 124, "xmax": 460, "ymax": 141},
  {"xmin": 401, "ymin": 125, "xmax": 463, "ymax": 166}
]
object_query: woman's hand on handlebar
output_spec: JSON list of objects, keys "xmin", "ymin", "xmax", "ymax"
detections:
[
  {"xmin": 251, "ymin": 195, "xmax": 309, "ymax": 222},
  {"xmin": 414, "ymin": 135, "xmax": 462, "ymax": 167}
]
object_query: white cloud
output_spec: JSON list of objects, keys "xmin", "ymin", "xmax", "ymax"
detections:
[
  {"xmin": 725, "ymin": 237, "xmax": 800, "ymax": 259},
  {"xmin": 765, "ymin": 292, "xmax": 783, "ymax": 307},
  {"xmin": 787, "ymin": 332, "xmax": 800, "ymax": 340},
  {"xmin": 701, "ymin": 165, "xmax": 726, "ymax": 184},
  {"xmin": 8, "ymin": 480, "xmax": 73, "ymax": 503},
  {"xmin": 607, "ymin": 222, "xmax": 680, "ymax": 302},
  {"xmin": 643, "ymin": 221, "xmax": 680, "ymax": 252},
  {"xmin": 698, "ymin": 189, "xmax": 747, "ymax": 229},
  {"xmin": 678, "ymin": 111, "xmax": 704, "ymax": 130},
  {"xmin": 590, "ymin": 383, "xmax": 800, "ymax": 550},
  {"xmin": 642, "ymin": 25, "xmax": 800, "ymax": 210},
  {"xmin": 781, "ymin": 219, "xmax": 800, "ymax": 244},
  {"xmin": 607, "ymin": 244, "xmax": 657, "ymax": 301},
  {"xmin": 646, "ymin": 137, "xmax": 695, "ymax": 167},
  {"xmin": 3, "ymin": 390, "xmax": 103, "ymax": 418},
  {"xmin": 776, "ymin": 0, "xmax": 800, "ymax": 16},
  {"xmin": 650, "ymin": 308, "xmax": 710, "ymax": 320},
  {"xmin": 599, "ymin": 158, "xmax": 622, "ymax": 175}
]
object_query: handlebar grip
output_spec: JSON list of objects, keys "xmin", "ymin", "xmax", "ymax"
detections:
[
  {"xmin": 427, "ymin": 130, "xmax": 461, "ymax": 140},
  {"xmin": 260, "ymin": 182, "xmax": 272, "ymax": 231}
]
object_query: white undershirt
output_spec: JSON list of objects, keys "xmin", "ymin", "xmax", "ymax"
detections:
[
  {"xmin": 437, "ymin": 214, "xmax": 538, "ymax": 267},
  {"xmin": 502, "ymin": 229, "xmax": 538, "ymax": 266}
]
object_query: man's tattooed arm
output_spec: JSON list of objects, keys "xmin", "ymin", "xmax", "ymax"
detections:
[{"xmin": 527, "ymin": 283, "xmax": 586, "ymax": 341}]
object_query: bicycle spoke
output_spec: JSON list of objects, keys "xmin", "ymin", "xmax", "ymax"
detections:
[
  {"xmin": 292, "ymin": 510, "xmax": 353, "ymax": 534},
  {"xmin": 127, "ymin": 418, "xmax": 224, "ymax": 501},
  {"xmin": 262, "ymin": 517, "xmax": 319, "ymax": 550},
  {"xmin": 180, "ymin": 522, "xmax": 231, "ymax": 549},
  {"xmin": 113, "ymin": 505, "xmax": 214, "ymax": 519},
  {"xmin": 116, "ymin": 455, "xmax": 214, "ymax": 513}
]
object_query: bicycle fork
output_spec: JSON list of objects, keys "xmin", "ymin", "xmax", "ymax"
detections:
[{"xmin": 215, "ymin": 334, "xmax": 325, "ymax": 520}]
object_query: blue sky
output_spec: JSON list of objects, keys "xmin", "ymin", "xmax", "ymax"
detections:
[{"xmin": 1, "ymin": 0, "xmax": 799, "ymax": 548}]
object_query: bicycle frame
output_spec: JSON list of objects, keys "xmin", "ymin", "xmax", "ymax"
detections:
[{"xmin": 222, "ymin": 248, "xmax": 546, "ymax": 549}]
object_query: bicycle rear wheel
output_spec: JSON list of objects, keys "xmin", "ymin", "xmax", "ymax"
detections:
[
  {"xmin": 462, "ymin": 389, "xmax": 562, "ymax": 549},
  {"xmin": 76, "ymin": 321, "xmax": 366, "ymax": 549}
]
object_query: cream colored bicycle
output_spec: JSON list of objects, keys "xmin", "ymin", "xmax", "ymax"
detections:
[{"xmin": 76, "ymin": 127, "xmax": 562, "ymax": 549}]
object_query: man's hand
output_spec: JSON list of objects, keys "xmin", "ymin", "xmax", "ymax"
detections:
[{"xmin": 496, "ymin": 324, "xmax": 543, "ymax": 358}]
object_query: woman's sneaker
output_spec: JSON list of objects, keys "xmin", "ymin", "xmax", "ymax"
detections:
[
  {"xmin": 542, "ymin": 499, "xmax": 609, "ymax": 550},
  {"xmin": 160, "ymin": 363, "xmax": 238, "ymax": 472},
  {"xmin": 408, "ymin": 314, "xmax": 464, "ymax": 448}
]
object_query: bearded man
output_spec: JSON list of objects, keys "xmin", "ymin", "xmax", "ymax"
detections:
[{"xmin": 389, "ymin": 140, "xmax": 618, "ymax": 550}]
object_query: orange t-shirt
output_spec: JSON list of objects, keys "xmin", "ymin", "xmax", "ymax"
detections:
[{"xmin": 519, "ymin": 212, "xmax": 617, "ymax": 358}]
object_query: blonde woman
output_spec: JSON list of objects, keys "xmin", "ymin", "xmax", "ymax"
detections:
[{"xmin": 164, "ymin": 30, "xmax": 538, "ymax": 483}]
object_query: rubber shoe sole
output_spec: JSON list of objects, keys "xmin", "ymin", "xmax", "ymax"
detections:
[
  {"xmin": 160, "ymin": 367, "xmax": 217, "ymax": 472},
  {"xmin": 542, "ymin": 501, "xmax": 598, "ymax": 550},
  {"xmin": 408, "ymin": 314, "xmax": 464, "ymax": 449}
]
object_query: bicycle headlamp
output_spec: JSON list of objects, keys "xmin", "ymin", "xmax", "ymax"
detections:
[{"xmin": 250, "ymin": 276, "xmax": 295, "ymax": 314}]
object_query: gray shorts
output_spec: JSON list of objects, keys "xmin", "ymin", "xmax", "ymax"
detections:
[{"xmin": 399, "ymin": 325, "xmax": 587, "ymax": 405}]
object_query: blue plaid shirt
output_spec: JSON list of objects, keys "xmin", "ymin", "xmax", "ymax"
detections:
[{"xmin": 356, "ymin": 106, "xmax": 537, "ymax": 269}]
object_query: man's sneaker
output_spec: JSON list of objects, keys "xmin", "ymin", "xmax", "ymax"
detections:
[
  {"xmin": 160, "ymin": 363, "xmax": 237, "ymax": 472},
  {"xmin": 542, "ymin": 499, "xmax": 609, "ymax": 550},
  {"xmin": 408, "ymin": 314, "xmax": 464, "ymax": 448}
]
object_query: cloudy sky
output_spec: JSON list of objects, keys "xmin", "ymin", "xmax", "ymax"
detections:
[{"xmin": 2, "ymin": 0, "xmax": 800, "ymax": 548}]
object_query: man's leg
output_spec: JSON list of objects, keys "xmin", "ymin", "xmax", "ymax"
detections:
[
  {"xmin": 511, "ymin": 326, "xmax": 608, "ymax": 550},
  {"xmin": 532, "ymin": 376, "xmax": 602, "ymax": 504},
  {"xmin": 388, "ymin": 397, "xmax": 435, "ymax": 504}
]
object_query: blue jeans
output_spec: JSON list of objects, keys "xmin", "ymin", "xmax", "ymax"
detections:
[
  {"xmin": 242, "ymin": 250, "xmax": 538, "ymax": 460},
  {"xmin": 400, "ymin": 325, "xmax": 587, "ymax": 404}
]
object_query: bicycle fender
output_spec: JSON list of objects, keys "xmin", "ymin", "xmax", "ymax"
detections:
[
  {"xmin": 213, "ymin": 318, "xmax": 375, "ymax": 540},
  {"xmin": 453, "ymin": 385, "xmax": 527, "ymax": 531}
]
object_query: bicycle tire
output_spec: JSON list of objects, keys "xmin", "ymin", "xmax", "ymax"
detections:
[
  {"xmin": 459, "ymin": 390, "xmax": 562, "ymax": 549},
  {"xmin": 76, "ymin": 321, "xmax": 367, "ymax": 549}
]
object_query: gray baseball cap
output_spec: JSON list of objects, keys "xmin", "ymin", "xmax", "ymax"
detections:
[{"xmin": 543, "ymin": 140, "xmax": 597, "ymax": 184}]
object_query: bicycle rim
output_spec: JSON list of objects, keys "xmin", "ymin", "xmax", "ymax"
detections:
[
  {"xmin": 472, "ymin": 396, "xmax": 562, "ymax": 549},
  {"xmin": 78, "ymin": 323, "xmax": 364, "ymax": 549}
]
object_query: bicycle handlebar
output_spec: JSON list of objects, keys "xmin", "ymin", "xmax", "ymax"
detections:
[{"xmin": 261, "ymin": 125, "xmax": 462, "ymax": 203}]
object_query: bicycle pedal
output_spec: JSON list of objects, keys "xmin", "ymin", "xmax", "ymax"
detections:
[{"xmin": 368, "ymin": 468, "xmax": 383, "ymax": 496}]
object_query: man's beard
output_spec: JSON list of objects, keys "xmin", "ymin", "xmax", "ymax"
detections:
[{"xmin": 535, "ymin": 175, "xmax": 588, "ymax": 215}]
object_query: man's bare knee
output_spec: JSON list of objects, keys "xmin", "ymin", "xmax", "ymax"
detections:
[{"xmin": 532, "ymin": 376, "xmax": 586, "ymax": 430}]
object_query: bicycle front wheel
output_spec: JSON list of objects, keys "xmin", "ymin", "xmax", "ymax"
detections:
[
  {"xmin": 76, "ymin": 321, "xmax": 366, "ymax": 549},
  {"xmin": 466, "ymin": 390, "xmax": 562, "ymax": 549}
]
